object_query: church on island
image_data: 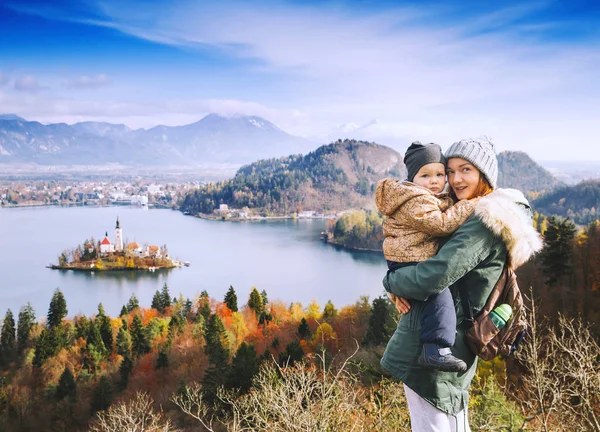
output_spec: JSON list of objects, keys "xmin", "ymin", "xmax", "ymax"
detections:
[{"xmin": 99, "ymin": 218, "xmax": 165, "ymax": 259}]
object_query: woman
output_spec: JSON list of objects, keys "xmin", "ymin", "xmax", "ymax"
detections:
[{"xmin": 381, "ymin": 137, "xmax": 542, "ymax": 431}]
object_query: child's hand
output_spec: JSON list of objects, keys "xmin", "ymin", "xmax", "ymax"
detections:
[{"xmin": 394, "ymin": 296, "xmax": 411, "ymax": 314}]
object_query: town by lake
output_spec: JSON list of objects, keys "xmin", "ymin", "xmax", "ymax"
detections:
[{"xmin": 0, "ymin": 206, "xmax": 388, "ymax": 319}]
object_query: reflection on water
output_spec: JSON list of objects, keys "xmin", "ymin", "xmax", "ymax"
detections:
[
  {"xmin": 57, "ymin": 268, "xmax": 174, "ymax": 281},
  {"xmin": 325, "ymin": 244, "xmax": 385, "ymax": 265}
]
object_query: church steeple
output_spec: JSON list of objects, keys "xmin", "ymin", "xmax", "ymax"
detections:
[{"xmin": 114, "ymin": 217, "xmax": 124, "ymax": 251}]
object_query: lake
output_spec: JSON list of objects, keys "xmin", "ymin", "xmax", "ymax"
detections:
[{"xmin": 0, "ymin": 206, "xmax": 388, "ymax": 319}]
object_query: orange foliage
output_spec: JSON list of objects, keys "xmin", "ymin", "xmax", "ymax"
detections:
[{"xmin": 140, "ymin": 307, "xmax": 160, "ymax": 326}]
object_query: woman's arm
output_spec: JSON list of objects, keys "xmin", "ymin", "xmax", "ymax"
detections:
[{"xmin": 384, "ymin": 216, "xmax": 494, "ymax": 301}]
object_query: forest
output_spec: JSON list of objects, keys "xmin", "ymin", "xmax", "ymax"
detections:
[{"xmin": 1, "ymin": 218, "xmax": 600, "ymax": 431}]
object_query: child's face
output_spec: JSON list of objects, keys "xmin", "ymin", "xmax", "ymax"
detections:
[{"xmin": 413, "ymin": 162, "xmax": 446, "ymax": 193}]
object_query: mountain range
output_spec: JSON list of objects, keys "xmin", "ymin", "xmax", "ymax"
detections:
[
  {"xmin": 0, "ymin": 113, "xmax": 315, "ymax": 166},
  {"xmin": 181, "ymin": 139, "xmax": 562, "ymax": 216}
]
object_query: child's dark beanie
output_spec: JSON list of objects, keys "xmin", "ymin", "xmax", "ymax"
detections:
[{"xmin": 404, "ymin": 141, "xmax": 446, "ymax": 182}]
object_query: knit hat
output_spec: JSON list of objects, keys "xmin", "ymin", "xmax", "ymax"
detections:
[
  {"xmin": 445, "ymin": 137, "xmax": 498, "ymax": 189},
  {"xmin": 404, "ymin": 141, "xmax": 446, "ymax": 182}
]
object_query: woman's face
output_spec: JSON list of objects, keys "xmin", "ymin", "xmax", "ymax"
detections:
[{"xmin": 447, "ymin": 158, "xmax": 481, "ymax": 200}]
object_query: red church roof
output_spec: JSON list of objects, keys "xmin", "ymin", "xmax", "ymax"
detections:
[{"xmin": 101, "ymin": 237, "xmax": 111, "ymax": 245}]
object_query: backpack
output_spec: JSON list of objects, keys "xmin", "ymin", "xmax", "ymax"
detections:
[{"xmin": 459, "ymin": 264, "xmax": 528, "ymax": 361}]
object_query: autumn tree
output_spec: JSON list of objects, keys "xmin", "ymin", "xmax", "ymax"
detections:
[
  {"xmin": 17, "ymin": 302, "xmax": 35, "ymax": 353},
  {"xmin": 322, "ymin": 300, "xmax": 338, "ymax": 322},
  {"xmin": 47, "ymin": 288, "xmax": 67, "ymax": 328},
  {"xmin": 224, "ymin": 285, "xmax": 238, "ymax": 312}
]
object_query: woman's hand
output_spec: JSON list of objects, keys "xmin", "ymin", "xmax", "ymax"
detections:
[{"xmin": 394, "ymin": 296, "xmax": 411, "ymax": 314}]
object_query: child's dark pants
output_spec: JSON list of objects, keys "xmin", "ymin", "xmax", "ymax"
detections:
[{"xmin": 387, "ymin": 261, "xmax": 456, "ymax": 347}]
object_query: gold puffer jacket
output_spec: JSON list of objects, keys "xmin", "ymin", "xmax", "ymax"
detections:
[{"xmin": 375, "ymin": 179, "xmax": 476, "ymax": 262}]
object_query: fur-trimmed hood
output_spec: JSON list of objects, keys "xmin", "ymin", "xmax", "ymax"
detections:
[{"xmin": 475, "ymin": 188, "xmax": 543, "ymax": 269}]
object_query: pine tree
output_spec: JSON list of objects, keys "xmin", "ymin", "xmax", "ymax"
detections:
[
  {"xmin": 151, "ymin": 290, "xmax": 163, "ymax": 312},
  {"xmin": 32, "ymin": 328, "xmax": 53, "ymax": 368},
  {"xmin": 119, "ymin": 305, "xmax": 128, "ymax": 317},
  {"xmin": 248, "ymin": 287, "xmax": 263, "ymax": 317},
  {"xmin": 130, "ymin": 315, "xmax": 150, "ymax": 358},
  {"xmin": 322, "ymin": 300, "xmax": 338, "ymax": 322},
  {"xmin": 226, "ymin": 342, "xmax": 258, "ymax": 393},
  {"xmin": 0, "ymin": 309, "xmax": 16, "ymax": 354},
  {"xmin": 118, "ymin": 356, "xmax": 133, "ymax": 391},
  {"xmin": 160, "ymin": 283, "xmax": 171, "ymax": 311},
  {"xmin": 197, "ymin": 298, "xmax": 211, "ymax": 323},
  {"xmin": 224, "ymin": 286, "xmax": 238, "ymax": 312},
  {"xmin": 116, "ymin": 326, "xmax": 132, "ymax": 358},
  {"xmin": 126, "ymin": 294, "xmax": 139, "ymax": 313},
  {"xmin": 204, "ymin": 314, "xmax": 228, "ymax": 365},
  {"xmin": 260, "ymin": 289, "xmax": 269, "ymax": 307},
  {"xmin": 47, "ymin": 288, "xmax": 67, "ymax": 328},
  {"xmin": 155, "ymin": 349, "xmax": 169, "ymax": 370},
  {"xmin": 90, "ymin": 375, "xmax": 113, "ymax": 413},
  {"xmin": 278, "ymin": 340, "xmax": 304, "ymax": 367},
  {"xmin": 183, "ymin": 297, "xmax": 194, "ymax": 319},
  {"xmin": 96, "ymin": 304, "xmax": 113, "ymax": 352},
  {"xmin": 298, "ymin": 318, "xmax": 310, "ymax": 339},
  {"xmin": 56, "ymin": 367, "xmax": 76, "ymax": 401},
  {"xmin": 363, "ymin": 296, "xmax": 398, "ymax": 346},
  {"xmin": 540, "ymin": 216, "xmax": 577, "ymax": 286},
  {"xmin": 17, "ymin": 303, "xmax": 35, "ymax": 352}
]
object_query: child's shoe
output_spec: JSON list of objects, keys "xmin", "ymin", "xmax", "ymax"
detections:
[{"xmin": 418, "ymin": 343, "xmax": 467, "ymax": 372}]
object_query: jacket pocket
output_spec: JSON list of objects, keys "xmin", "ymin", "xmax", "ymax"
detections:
[{"xmin": 399, "ymin": 301, "xmax": 424, "ymax": 331}]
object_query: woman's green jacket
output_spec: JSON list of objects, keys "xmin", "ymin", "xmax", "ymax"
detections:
[{"xmin": 381, "ymin": 188, "xmax": 542, "ymax": 415}]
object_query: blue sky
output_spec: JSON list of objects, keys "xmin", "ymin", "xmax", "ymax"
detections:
[{"xmin": 1, "ymin": 0, "xmax": 599, "ymax": 160}]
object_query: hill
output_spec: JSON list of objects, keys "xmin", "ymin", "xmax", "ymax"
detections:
[
  {"xmin": 0, "ymin": 113, "xmax": 315, "ymax": 166},
  {"xmin": 497, "ymin": 151, "xmax": 561, "ymax": 193},
  {"xmin": 180, "ymin": 139, "xmax": 406, "ymax": 215},
  {"xmin": 531, "ymin": 179, "xmax": 600, "ymax": 225}
]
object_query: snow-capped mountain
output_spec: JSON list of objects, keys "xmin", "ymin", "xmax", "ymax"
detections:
[
  {"xmin": 0, "ymin": 114, "xmax": 316, "ymax": 165},
  {"xmin": 327, "ymin": 119, "xmax": 412, "ymax": 150}
]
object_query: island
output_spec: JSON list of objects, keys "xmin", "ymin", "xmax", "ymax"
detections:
[{"xmin": 49, "ymin": 218, "xmax": 183, "ymax": 271}]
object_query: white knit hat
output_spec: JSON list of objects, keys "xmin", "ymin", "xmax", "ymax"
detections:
[{"xmin": 445, "ymin": 137, "xmax": 498, "ymax": 189}]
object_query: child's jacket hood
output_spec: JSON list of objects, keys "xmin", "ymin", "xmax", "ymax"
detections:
[{"xmin": 475, "ymin": 188, "xmax": 543, "ymax": 269}]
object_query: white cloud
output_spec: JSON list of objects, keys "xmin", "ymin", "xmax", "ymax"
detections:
[
  {"xmin": 14, "ymin": 75, "xmax": 44, "ymax": 92},
  {"xmin": 66, "ymin": 74, "xmax": 110, "ymax": 89},
  {"xmin": 4, "ymin": 1, "xmax": 600, "ymax": 160},
  {"xmin": 0, "ymin": 72, "xmax": 9, "ymax": 86}
]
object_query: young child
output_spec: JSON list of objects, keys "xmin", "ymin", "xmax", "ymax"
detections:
[{"xmin": 375, "ymin": 141, "xmax": 478, "ymax": 372}]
